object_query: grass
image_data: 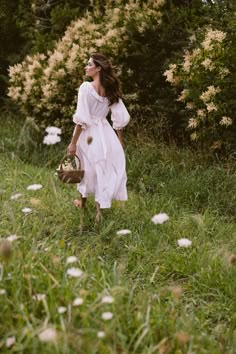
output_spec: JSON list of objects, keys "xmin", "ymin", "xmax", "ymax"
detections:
[{"xmin": 0, "ymin": 116, "xmax": 236, "ymax": 353}]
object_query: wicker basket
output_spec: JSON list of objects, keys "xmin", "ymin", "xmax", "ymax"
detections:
[{"xmin": 57, "ymin": 154, "xmax": 84, "ymax": 184}]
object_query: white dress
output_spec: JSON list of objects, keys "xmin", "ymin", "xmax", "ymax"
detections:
[{"xmin": 73, "ymin": 81, "xmax": 130, "ymax": 208}]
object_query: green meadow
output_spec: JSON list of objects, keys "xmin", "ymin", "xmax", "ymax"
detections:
[{"xmin": 0, "ymin": 116, "xmax": 236, "ymax": 353}]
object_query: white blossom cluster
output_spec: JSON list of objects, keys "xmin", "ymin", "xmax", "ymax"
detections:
[
  {"xmin": 163, "ymin": 27, "xmax": 233, "ymax": 147},
  {"xmin": 8, "ymin": 0, "xmax": 165, "ymax": 135}
]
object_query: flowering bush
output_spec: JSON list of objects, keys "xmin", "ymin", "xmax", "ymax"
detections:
[
  {"xmin": 8, "ymin": 0, "xmax": 165, "ymax": 137},
  {"xmin": 163, "ymin": 27, "xmax": 235, "ymax": 151}
]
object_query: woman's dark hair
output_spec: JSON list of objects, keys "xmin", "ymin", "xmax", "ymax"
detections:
[{"xmin": 90, "ymin": 53, "xmax": 122, "ymax": 105}]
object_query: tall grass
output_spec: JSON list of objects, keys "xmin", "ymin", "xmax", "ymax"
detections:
[{"xmin": 0, "ymin": 116, "xmax": 236, "ymax": 353}]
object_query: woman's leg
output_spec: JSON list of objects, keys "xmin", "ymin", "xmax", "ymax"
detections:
[
  {"xmin": 95, "ymin": 202, "xmax": 102, "ymax": 224},
  {"xmin": 74, "ymin": 196, "xmax": 87, "ymax": 208}
]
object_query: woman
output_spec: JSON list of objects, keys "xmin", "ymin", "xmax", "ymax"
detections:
[{"xmin": 67, "ymin": 53, "xmax": 130, "ymax": 223}]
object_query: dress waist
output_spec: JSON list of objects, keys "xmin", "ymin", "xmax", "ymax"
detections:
[{"xmin": 90, "ymin": 115, "xmax": 108, "ymax": 159}]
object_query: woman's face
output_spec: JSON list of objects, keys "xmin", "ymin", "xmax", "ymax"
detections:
[{"xmin": 85, "ymin": 58, "xmax": 100, "ymax": 78}]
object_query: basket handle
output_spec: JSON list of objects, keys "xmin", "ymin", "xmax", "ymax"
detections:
[{"xmin": 59, "ymin": 154, "xmax": 82, "ymax": 171}]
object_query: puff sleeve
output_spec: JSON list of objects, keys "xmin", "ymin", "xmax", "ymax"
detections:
[
  {"xmin": 73, "ymin": 82, "xmax": 92, "ymax": 129},
  {"xmin": 110, "ymin": 98, "xmax": 130, "ymax": 130}
]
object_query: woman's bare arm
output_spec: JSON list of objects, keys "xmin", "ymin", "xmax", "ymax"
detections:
[
  {"xmin": 116, "ymin": 129, "xmax": 125, "ymax": 149},
  {"xmin": 67, "ymin": 125, "xmax": 82, "ymax": 155}
]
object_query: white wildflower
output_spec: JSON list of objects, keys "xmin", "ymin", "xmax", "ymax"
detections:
[
  {"xmin": 219, "ymin": 116, "xmax": 233, "ymax": 127},
  {"xmin": 0, "ymin": 289, "xmax": 6, "ymax": 295},
  {"xmin": 38, "ymin": 328, "xmax": 57, "ymax": 342},
  {"xmin": 58, "ymin": 306, "xmax": 67, "ymax": 314},
  {"xmin": 32, "ymin": 293, "xmax": 46, "ymax": 301},
  {"xmin": 66, "ymin": 256, "xmax": 78, "ymax": 265},
  {"xmin": 151, "ymin": 213, "xmax": 169, "ymax": 224},
  {"xmin": 6, "ymin": 234, "xmax": 18, "ymax": 242},
  {"xmin": 97, "ymin": 331, "xmax": 105, "ymax": 338},
  {"xmin": 66, "ymin": 267, "xmax": 83, "ymax": 278},
  {"xmin": 6, "ymin": 336, "xmax": 16, "ymax": 348},
  {"xmin": 101, "ymin": 296, "xmax": 114, "ymax": 304},
  {"xmin": 177, "ymin": 89, "xmax": 189, "ymax": 102},
  {"xmin": 163, "ymin": 64, "xmax": 177, "ymax": 84},
  {"xmin": 116, "ymin": 229, "xmax": 131, "ymax": 235},
  {"xmin": 188, "ymin": 118, "xmax": 198, "ymax": 129},
  {"xmin": 10, "ymin": 193, "xmax": 23, "ymax": 200},
  {"xmin": 177, "ymin": 238, "xmax": 192, "ymax": 247},
  {"xmin": 200, "ymin": 86, "xmax": 220, "ymax": 102},
  {"xmin": 186, "ymin": 102, "xmax": 194, "ymax": 110},
  {"xmin": 183, "ymin": 51, "xmax": 192, "ymax": 73},
  {"xmin": 219, "ymin": 67, "xmax": 230, "ymax": 78},
  {"xmin": 27, "ymin": 184, "xmax": 43, "ymax": 191},
  {"xmin": 101, "ymin": 312, "xmax": 113, "ymax": 320},
  {"xmin": 22, "ymin": 207, "xmax": 32, "ymax": 214},
  {"xmin": 197, "ymin": 109, "xmax": 206, "ymax": 118},
  {"xmin": 206, "ymin": 102, "xmax": 217, "ymax": 112},
  {"xmin": 43, "ymin": 134, "xmax": 61, "ymax": 145},
  {"xmin": 190, "ymin": 132, "xmax": 198, "ymax": 141},
  {"xmin": 45, "ymin": 126, "xmax": 62, "ymax": 135},
  {"xmin": 201, "ymin": 58, "xmax": 215, "ymax": 71},
  {"xmin": 73, "ymin": 297, "xmax": 84, "ymax": 306}
]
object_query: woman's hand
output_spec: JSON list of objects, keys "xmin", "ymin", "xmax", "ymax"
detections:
[
  {"xmin": 67, "ymin": 143, "xmax": 77, "ymax": 155},
  {"xmin": 116, "ymin": 129, "xmax": 125, "ymax": 149}
]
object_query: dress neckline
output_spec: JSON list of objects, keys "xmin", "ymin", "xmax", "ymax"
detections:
[{"xmin": 89, "ymin": 82, "xmax": 107, "ymax": 99}]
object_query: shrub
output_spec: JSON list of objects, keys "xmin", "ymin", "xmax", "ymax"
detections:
[
  {"xmin": 7, "ymin": 0, "xmax": 165, "ymax": 137},
  {"xmin": 163, "ymin": 24, "xmax": 236, "ymax": 153}
]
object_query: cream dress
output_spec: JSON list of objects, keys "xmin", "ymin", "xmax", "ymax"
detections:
[{"xmin": 73, "ymin": 81, "xmax": 130, "ymax": 208}]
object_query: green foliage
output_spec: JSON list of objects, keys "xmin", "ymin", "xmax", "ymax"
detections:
[{"xmin": 0, "ymin": 116, "xmax": 236, "ymax": 352}]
